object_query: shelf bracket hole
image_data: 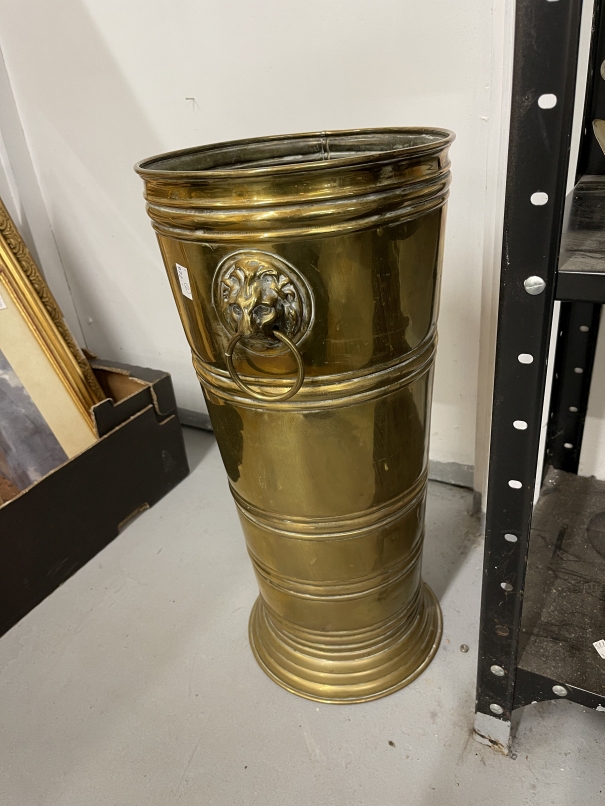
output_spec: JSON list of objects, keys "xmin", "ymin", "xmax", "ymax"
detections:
[
  {"xmin": 538, "ymin": 94, "xmax": 557, "ymax": 109},
  {"xmin": 530, "ymin": 191, "xmax": 548, "ymax": 206}
]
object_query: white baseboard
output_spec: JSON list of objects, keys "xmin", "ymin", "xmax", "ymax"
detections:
[
  {"xmin": 178, "ymin": 407, "xmax": 213, "ymax": 431},
  {"xmin": 428, "ymin": 460, "xmax": 474, "ymax": 490}
]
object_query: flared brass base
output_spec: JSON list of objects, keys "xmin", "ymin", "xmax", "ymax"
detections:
[{"xmin": 248, "ymin": 584, "xmax": 442, "ymax": 704}]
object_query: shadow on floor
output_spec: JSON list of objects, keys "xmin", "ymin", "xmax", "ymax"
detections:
[
  {"xmin": 422, "ymin": 480, "xmax": 482, "ymax": 601},
  {"xmin": 182, "ymin": 426, "xmax": 216, "ymax": 473}
]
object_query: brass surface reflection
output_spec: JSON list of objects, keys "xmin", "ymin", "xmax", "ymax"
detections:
[{"xmin": 136, "ymin": 128, "xmax": 454, "ymax": 702}]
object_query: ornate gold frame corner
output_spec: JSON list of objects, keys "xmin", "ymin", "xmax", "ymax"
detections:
[{"xmin": 0, "ymin": 197, "xmax": 105, "ymax": 432}]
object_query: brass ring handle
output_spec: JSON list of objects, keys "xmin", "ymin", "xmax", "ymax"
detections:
[{"xmin": 225, "ymin": 330, "xmax": 305, "ymax": 402}]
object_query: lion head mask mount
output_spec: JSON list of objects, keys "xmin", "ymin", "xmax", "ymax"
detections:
[{"xmin": 215, "ymin": 251, "xmax": 313, "ymax": 353}]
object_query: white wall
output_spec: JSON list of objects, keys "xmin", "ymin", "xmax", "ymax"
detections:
[
  {"xmin": 580, "ymin": 327, "xmax": 605, "ymax": 478},
  {"xmin": 0, "ymin": 0, "xmax": 505, "ymax": 470},
  {"xmin": 0, "ymin": 48, "xmax": 86, "ymax": 346}
]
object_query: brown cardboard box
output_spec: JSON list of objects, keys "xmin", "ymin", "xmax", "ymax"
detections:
[{"xmin": 0, "ymin": 361, "xmax": 189, "ymax": 636}]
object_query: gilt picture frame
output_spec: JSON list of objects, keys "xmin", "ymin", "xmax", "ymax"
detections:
[{"xmin": 0, "ymin": 197, "xmax": 105, "ymax": 503}]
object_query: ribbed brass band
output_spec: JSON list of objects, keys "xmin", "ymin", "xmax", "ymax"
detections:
[
  {"xmin": 260, "ymin": 585, "xmax": 424, "ymax": 649},
  {"xmin": 231, "ymin": 467, "xmax": 428, "ymax": 539},
  {"xmin": 194, "ymin": 328, "xmax": 436, "ymax": 410},
  {"xmin": 248, "ymin": 536, "xmax": 423, "ymax": 600},
  {"xmin": 145, "ymin": 180, "xmax": 450, "ymax": 243}
]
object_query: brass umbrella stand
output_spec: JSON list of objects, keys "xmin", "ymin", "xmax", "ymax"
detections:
[{"xmin": 136, "ymin": 128, "xmax": 454, "ymax": 703}]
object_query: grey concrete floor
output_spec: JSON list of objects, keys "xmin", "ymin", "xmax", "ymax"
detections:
[{"xmin": 0, "ymin": 427, "xmax": 603, "ymax": 806}]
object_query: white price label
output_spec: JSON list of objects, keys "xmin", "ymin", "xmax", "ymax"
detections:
[
  {"xmin": 176, "ymin": 263, "xmax": 193, "ymax": 300},
  {"xmin": 0, "ymin": 293, "xmax": 6, "ymax": 310},
  {"xmin": 594, "ymin": 639, "xmax": 605, "ymax": 659}
]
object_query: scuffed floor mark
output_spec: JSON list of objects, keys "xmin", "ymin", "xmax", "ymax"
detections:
[
  {"xmin": 473, "ymin": 728, "xmax": 509, "ymax": 756},
  {"xmin": 174, "ymin": 734, "xmax": 203, "ymax": 797},
  {"xmin": 300, "ymin": 719, "xmax": 321, "ymax": 761}
]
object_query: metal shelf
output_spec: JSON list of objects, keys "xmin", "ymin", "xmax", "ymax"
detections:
[
  {"xmin": 474, "ymin": 0, "xmax": 605, "ymax": 754},
  {"xmin": 557, "ymin": 176, "xmax": 605, "ymax": 303},
  {"xmin": 514, "ymin": 468, "xmax": 605, "ymax": 709}
]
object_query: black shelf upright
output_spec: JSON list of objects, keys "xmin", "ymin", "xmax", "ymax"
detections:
[{"xmin": 474, "ymin": 0, "xmax": 605, "ymax": 753}]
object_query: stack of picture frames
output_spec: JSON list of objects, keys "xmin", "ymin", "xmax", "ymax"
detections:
[
  {"xmin": 0, "ymin": 198, "xmax": 105, "ymax": 504},
  {"xmin": 0, "ymin": 195, "xmax": 189, "ymax": 635}
]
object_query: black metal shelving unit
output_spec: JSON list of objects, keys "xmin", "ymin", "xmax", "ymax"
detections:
[{"xmin": 475, "ymin": 0, "xmax": 605, "ymax": 753}]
